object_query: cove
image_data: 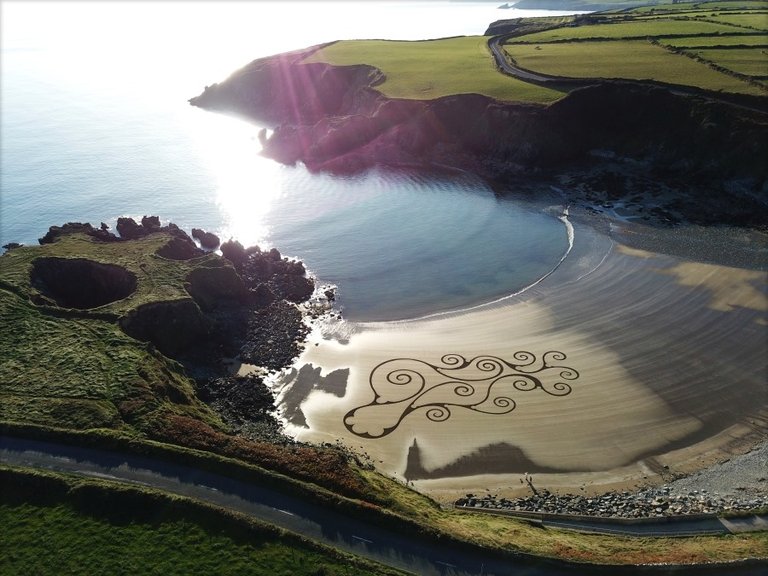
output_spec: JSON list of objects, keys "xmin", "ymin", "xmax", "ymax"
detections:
[{"xmin": 260, "ymin": 166, "xmax": 570, "ymax": 321}]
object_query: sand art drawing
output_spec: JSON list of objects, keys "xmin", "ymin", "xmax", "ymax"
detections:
[{"xmin": 344, "ymin": 352, "xmax": 579, "ymax": 438}]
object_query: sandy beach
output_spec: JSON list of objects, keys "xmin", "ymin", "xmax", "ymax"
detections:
[{"xmin": 274, "ymin": 213, "xmax": 767, "ymax": 503}]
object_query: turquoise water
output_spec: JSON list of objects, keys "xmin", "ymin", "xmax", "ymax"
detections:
[{"xmin": 1, "ymin": 1, "xmax": 575, "ymax": 321}]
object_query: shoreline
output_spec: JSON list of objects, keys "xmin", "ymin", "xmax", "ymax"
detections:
[{"xmin": 275, "ymin": 211, "xmax": 768, "ymax": 509}]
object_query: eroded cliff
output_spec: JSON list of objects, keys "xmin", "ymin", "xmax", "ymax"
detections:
[{"xmin": 190, "ymin": 50, "xmax": 768, "ymax": 228}]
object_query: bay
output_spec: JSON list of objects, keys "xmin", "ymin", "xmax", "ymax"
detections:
[{"xmin": 1, "ymin": 1, "xmax": 579, "ymax": 320}]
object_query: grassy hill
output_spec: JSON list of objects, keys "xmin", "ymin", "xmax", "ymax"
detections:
[
  {"xmin": 304, "ymin": 0, "xmax": 767, "ymax": 102},
  {"xmin": 502, "ymin": 0, "xmax": 767, "ymax": 96}
]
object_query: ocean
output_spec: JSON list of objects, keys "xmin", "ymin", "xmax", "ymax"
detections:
[{"xmin": 1, "ymin": 1, "xmax": 581, "ymax": 320}]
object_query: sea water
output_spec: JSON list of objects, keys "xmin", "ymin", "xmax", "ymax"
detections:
[{"xmin": 1, "ymin": 1, "xmax": 579, "ymax": 320}]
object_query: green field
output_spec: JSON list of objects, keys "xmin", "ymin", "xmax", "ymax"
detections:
[
  {"xmin": 1, "ymin": 504, "xmax": 362, "ymax": 576},
  {"xmin": 632, "ymin": 1, "xmax": 768, "ymax": 12},
  {"xmin": 694, "ymin": 46, "xmax": 768, "ymax": 75},
  {"xmin": 505, "ymin": 40, "xmax": 766, "ymax": 94},
  {"xmin": 662, "ymin": 33, "xmax": 768, "ymax": 46},
  {"xmin": 509, "ymin": 19, "xmax": 749, "ymax": 42},
  {"xmin": 301, "ymin": 4, "xmax": 768, "ymax": 103},
  {"xmin": 0, "ymin": 469, "xmax": 406, "ymax": 576},
  {"xmin": 302, "ymin": 37, "xmax": 564, "ymax": 103},
  {"xmin": 706, "ymin": 11, "xmax": 768, "ymax": 29},
  {"xmin": 498, "ymin": 2, "xmax": 768, "ymax": 96}
]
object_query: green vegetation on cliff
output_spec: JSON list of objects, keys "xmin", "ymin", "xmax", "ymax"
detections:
[
  {"xmin": 0, "ymin": 467, "xmax": 408, "ymax": 576},
  {"xmin": 0, "ymin": 223, "xmax": 377, "ymax": 503},
  {"xmin": 0, "ymin": 231, "xmax": 224, "ymax": 432},
  {"xmin": 303, "ymin": 36, "xmax": 564, "ymax": 103},
  {"xmin": 502, "ymin": 1, "xmax": 767, "ymax": 96},
  {"xmin": 302, "ymin": 1, "xmax": 767, "ymax": 102}
]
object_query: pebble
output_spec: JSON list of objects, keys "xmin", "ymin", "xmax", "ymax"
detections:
[
  {"xmin": 455, "ymin": 487, "xmax": 767, "ymax": 519},
  {"xmin": 456, "ymin": 443, "xmax": 767, "ymax": 519}
]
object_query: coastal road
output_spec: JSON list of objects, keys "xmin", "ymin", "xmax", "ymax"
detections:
[
  {"xmin": 487, "ymin": 34, "xmax": 592, "ymax": 88},
  {"xmin": 1, "ymin": 436, "xmax": 765, "ymax": 576},
  {"xmin": 486, "ymin": 34, "xmax": 768, "ymax": 113}
]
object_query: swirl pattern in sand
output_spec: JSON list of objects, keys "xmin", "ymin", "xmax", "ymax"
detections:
[{"xmin": 344, "ymin": 353, "xmax": 578, "ymax": 438}]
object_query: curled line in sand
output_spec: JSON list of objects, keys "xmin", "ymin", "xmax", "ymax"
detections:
[{"xmin": 343, "ymin": 352, "xmax": 579, "ymax": 439}]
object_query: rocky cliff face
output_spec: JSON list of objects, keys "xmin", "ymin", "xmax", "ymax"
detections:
[
  {"xmin": 189, "ymin": 45, "xmax": 385, "ymax": 126},
  {"xmin": 190, "ymin": 52, "xmax": 768, "ymax": 229}
]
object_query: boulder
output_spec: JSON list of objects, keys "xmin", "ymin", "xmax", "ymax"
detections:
[
  {"xmin": 191, "ymin": 228, "xmax": 221, "ymax": 250},
  {"xmin": 156, "ymin": 236, "xmax": 205, "ymax": 260},
  {"xmin": 141, "ymin": 215, "xmax": 161, "ymax": 230},
  {"xmin": 116, "ymin": 217, "xmax": 146, "ymax": 240},
  {"xmin": 220, "ymin": 239, "xmax": 248, "ymax": 268}
]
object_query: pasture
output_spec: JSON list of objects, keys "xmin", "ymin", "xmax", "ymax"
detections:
[
  {"xmin": 504, "ymin": 40, "xmax": 765, "ymax": 94},
  {"xmin": 302, "ymin": 37, "xmax": 564, "ymax": 103}
]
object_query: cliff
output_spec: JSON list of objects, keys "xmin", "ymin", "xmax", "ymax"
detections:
[
  {"xmin": 190, "ymin": 51, "xmax": 768, "ymax": 229},
  {"xmin": 0, "ymin": 218, "xmax": 317, "ymax": 442}
]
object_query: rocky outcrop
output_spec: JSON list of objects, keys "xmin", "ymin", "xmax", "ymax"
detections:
[
  {"xmin": 189, "ymin": 45, "xmax": 385, "ymax": 127},
  {"xmin": 197, "ymin": 374, "xmax": 283, "ymax": 442},
  {"xmin": 259, "ymin": 83, "xmax": 768, "ymax": 186},
  {"xmin": 156, "ymin": 236, "xmax": 205, "ymax": 260},
  {"xmin": 191, "ymin": 228, "xmax": 220, "ymax": 250},
  {"xmin": 221, "ymin": 243, "xmax": 315, "ymax": 306},
  {"xmin": 119, "ymin": 299, "xmax": 210, "ymax": 357},
  {"xmin": 185, "ymin": 264, "xmax": 248, "ymax": 311},
  {"xmin": 38, "ymin": 222, "xmax": 119, "ymax": 244},
  {"xmin": 191, "ymin": 53, "xmax": 768, "ymax": 229},
  {"xmin": 38, "ymin": 217, "xmax": 204, "ymax": 246}
]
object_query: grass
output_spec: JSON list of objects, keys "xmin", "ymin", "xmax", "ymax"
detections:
[
  {"xmin": 0, "ymin": 232, "xmax": 386, "ymax": 503},
  {"xmin": 0, "ymin": 232, "xmax": 220, "ymax": 315},
  {"xmin": 4, "ymin": 458, "xmax": 767, "ymax": 571},
  {"xmin": 361, "ymin": 469, "xmax": 768, "ymax": 564},
  {"xmin": 705, "ymin": 11, "xmax": 768, "ymax": 30},
  {"xmin": 0, "ymin": 467, "xmax": 408, "ymax": 576},
  {"xmin": 302, "ymin": 37, "xmax": 565, "ymax": 104},
  {"xmin": 631, "ymin": 1, "xmax": 767, "ymax": 12},
  {"xmin": 662, "ymin": 33, "xmax": 768, "ymax": 46},
  {"xmin": 299, "ymin": 5, "xmax": 768, "ymax": 105},
  {"xmin": 509, "ymin": 19, "xmax": 749, "ymax": 42},
  {"xmin": 693, "ymin": 46, "xmax": 768, "ymax": 75},
  {"xmin": 0, "ymin": 285, "xmax": 222, "ymax": 432},
  {"xmin": 505, "ymin": 40, "xmax": 766, "ymax": 94}
]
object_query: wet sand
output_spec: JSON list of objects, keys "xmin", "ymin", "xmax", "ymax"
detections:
[{"xmin": 274, "ymin": 214, "xmax": 767, "ymax": 503}]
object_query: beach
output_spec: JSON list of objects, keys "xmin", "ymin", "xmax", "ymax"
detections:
[{"xmin": 275, "ymin": 211, "xmax": 767, "ymax": 504}]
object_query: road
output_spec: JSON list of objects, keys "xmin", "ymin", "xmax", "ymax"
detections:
[
  {"xmin": 1, "ymin": 437, "xmax": 765, "ymax": 576},
  {"xmin": 486, "ymin": 34, "xmax": 768, "ymax": 113}
]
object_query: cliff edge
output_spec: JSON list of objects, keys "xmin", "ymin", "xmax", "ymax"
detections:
[{"xmin": 190, "ymin": 50, "xmax": 768, "ymax": 229}]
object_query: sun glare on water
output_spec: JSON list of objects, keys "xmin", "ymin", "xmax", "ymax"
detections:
[{"xmin": 185, "ymin": 111, "xmax": 285, "ymax": 248}]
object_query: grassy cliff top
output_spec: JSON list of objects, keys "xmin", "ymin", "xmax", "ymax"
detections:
[
  {"xmin": 0, "ymin": 229, "xmax": 227, "ymax": 433},
  {"xmin": 0, "ymin": 231, "xmax": 228, "ymax": 316},
  {"xmin": 302, "ymin": 36, "xmax": 566, "ymax": 103},
  {"xmin": 304, "ymin": 1, "xmax": 767, "ymax": 102}
]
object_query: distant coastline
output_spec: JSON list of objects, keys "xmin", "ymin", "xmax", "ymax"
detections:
[{"xmin": 190, "ymin": 52, "xmax": 768, "ymax": 232}]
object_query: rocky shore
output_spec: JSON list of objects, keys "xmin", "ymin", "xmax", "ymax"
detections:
[
  {"xmin": 456, "ymin": 444, "xmax": 768, "ymax": 519},
  {"xmin": 457, "ymin": 486, "xmax": 767, "ymax": 519},
  {"xmin": 21, "ymin": 217, "xmax": 325, "ymax": 445}
]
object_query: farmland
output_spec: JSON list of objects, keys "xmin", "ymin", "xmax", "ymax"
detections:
[
  {"xmin": 502, "ymin": 0, "xmax": 768, "ymax": 96},
  {"xmin": 302, "ymin": 36, "xmax": 564, "ymax": 103},
  {"xmin": 304, "ymin": 1, "xmax": 767, "ymax": 103}
]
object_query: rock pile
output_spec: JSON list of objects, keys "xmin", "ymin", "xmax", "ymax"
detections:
[{"xmin": 456, "ymin": 485, "xmax": 768, "ymax": 519}]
